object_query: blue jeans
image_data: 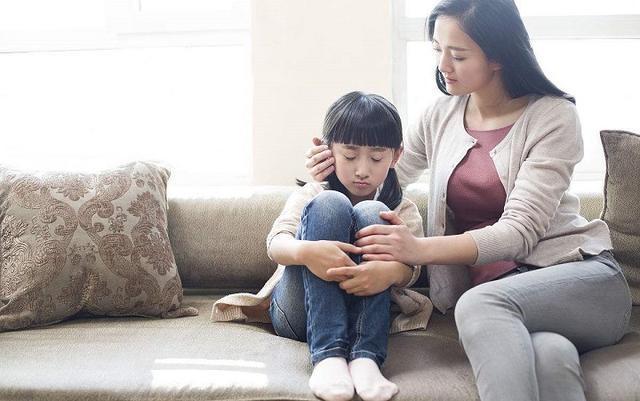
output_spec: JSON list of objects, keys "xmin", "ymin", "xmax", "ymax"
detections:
[
  {"xmin": 269, "ymin": 190, "xmax": 392, "ymax": 367},
  {"xmin": 455, "ymin": 250, "xmax": 632, "ymax": 401}
]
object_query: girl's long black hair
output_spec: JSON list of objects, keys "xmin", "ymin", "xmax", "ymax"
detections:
[
  {"xmin": 427, "ymin": 0, "xmax": 575, "ymax": 104},
  {"xmin": 298, "ymin": 91, "xmax": 404, "ymax": 210}
]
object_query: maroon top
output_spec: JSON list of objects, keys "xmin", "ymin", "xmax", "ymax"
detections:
[{"xmin": 447, "ymin": 124, "xmax": 518, "ymax": 286}]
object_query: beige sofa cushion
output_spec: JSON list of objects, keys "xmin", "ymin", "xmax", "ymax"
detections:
[
  {"xmin": 601, "ymin": 130, "xmax": 640, "ymax": 305},
  {"xmin": 0, "ymin": 162, "xmax": 197, "ymax": 332}
]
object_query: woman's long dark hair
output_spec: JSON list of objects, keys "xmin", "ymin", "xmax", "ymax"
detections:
[
  {"xmin": 298, "ymin": 91, "xmax": 404, "ymax": 210},
  {"xmin": 427, "ymin": 0, "xmax": 575, "ymax": 104}
]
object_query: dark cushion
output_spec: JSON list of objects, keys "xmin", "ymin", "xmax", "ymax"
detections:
[{"xmin": 601, "ymin": 130, "xmax": 640, "ymax": 305}]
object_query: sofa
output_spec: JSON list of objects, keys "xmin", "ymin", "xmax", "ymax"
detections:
[{"xmin": 1, "ymin": 171, "xmax": 639, "ymax": 401}]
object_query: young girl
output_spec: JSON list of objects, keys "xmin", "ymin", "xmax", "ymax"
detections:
[
  {"xmin": 212, "ymin": 91, "xmax": 431, "ymax": 401},
  {"xmin": 305, "ymin": 1, "xmax": 632, "ymax": 401}
]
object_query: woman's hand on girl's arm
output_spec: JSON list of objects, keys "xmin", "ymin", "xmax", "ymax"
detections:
[
  {"xmin": 355, "ymin": 210, "xmax": 480, "ymax": 266},
  {"xmin": 325, "ymin": 261, "xmax": 410, "ymax": 296},
  {"xmin": 355, "ymin": 211, "xmax": 425, "ymax": 266},
  {"xmin": 305, "ymin": 137, "xmax": 335, "ymax": 182}
]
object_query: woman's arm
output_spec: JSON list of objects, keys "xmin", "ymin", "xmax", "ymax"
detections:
[{"xmin": 354, "ymin": 212, "xmax": 478, "ymax": 266}]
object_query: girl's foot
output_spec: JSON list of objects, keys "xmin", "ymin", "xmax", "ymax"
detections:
[
  {"xmin": 309, "ymin": 357, "xmax": 354, "ymax": 401},
  {"xmin": 348, "ymin": 358, "xmax": 398, "ymax": 401}
]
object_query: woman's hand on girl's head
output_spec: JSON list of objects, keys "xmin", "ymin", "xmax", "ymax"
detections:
[
  {"xmin": 326, "ymin": 261, "xmax": 399, "ymax": 296},
  {"xmin": 299, "ymin": 240, "xmax": 360, "ymax": 281},
  {"xmin": 305, "ymin": 137, "xmax": 335, "ymax": 182},
  {"xmin": 355, "ymin": 211, "xmax": 424, "ymax": 266}
]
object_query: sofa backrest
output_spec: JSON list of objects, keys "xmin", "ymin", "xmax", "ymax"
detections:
[{"xmin": 168, "ymin": 185, "xmax": 605, "ymax": 290}]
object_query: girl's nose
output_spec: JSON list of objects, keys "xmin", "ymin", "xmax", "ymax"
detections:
[{"xmin": 355, "ymin": 169, "xmax": 369, "ymax": 179}]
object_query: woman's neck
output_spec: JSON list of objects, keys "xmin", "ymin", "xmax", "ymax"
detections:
[{"xmin": 465, "ymin": 87, "xmax": 528, "ymax": 131}]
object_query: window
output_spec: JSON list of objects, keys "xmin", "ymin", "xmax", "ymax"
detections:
[
  {"xmin": 394, "ymin": 0, "xmax": 640, "ymax": 188},
  {"xmin": 0, "ymin": 0, "xmax": 251, "ymax": 192}
]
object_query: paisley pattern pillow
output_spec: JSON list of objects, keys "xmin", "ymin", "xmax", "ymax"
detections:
[{"xmin": 0, "ymin": 162, "xmax": 198, "ymax": 331}]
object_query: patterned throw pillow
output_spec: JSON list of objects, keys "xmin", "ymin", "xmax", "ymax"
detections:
[
  {"xmin": 0, "ymin": 162, "xmax": 198, "ymax": 331},
  {"xmin": 601, "ymin": 130, "xmax": 640, "ymax": 305}
]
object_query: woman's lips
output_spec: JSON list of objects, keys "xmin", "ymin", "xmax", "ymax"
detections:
[{"xmin": 354, "ymin": 182, "xmax": 370, "ymax": 189}]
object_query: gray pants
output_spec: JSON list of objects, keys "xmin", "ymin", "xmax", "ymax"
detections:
[{"xmin": 454, "ymin": 251, "xmax": 632, "ymax": 401}]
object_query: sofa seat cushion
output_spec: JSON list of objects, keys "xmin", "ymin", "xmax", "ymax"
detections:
[{"xmin": 1, "ymin": 294, "xmax": 639, "ymax": 401}]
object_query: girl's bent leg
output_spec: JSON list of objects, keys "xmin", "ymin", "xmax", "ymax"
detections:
[
  {"xmin": 454, "ymin": 252, "xmax": 632, "ymax": 401},
  {"xmin": 270, "ymin": 265, "xmax": 306, "ymax": 341},
  {"xmin": 300, "ymin": 191, "xmax": 357, "ymax": 401},
  {"xmin": 348, "ymin": 201, "xmax": 398, "ymax": 401},
  {"xmin": 349, "ymin": 200, "xmax": 392, "ymax": 365},
  {"xmin": 301, "ymin": 191, "xmax": 355, "ymax": 364},
  {"xmin": 269, "ymin": 190, "xmax": 354, "ymax": 344}
]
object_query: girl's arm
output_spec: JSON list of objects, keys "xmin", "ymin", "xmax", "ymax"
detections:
[
  {"xmin": 269, "ymin": 233, "xmax": 360, "ymax": 281},
  {"xmin": 326, "ymin": 260, "xmax": 414, "ymax": 296}
]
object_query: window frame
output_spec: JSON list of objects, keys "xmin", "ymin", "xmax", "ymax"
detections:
[{"xmin": 0, "ymin": 0, "xmax": 249, "ymax": 53}]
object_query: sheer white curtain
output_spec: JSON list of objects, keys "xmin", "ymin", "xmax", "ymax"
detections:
[{"xmin": 0, "ymin": 0, "xmax": 251, "ymax": 192}]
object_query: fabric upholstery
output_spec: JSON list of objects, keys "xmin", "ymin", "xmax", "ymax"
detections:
[
  {"xmin": 0, "ymin": 162, "xmax": 197, "ymax": 332},
  {"xmin": 0, "ymin": 294, "xmax": 638, "ymax": 401},
  {"xmin": 167, "ymin": 187, "xmax": 292, "ymax": 289},
  {"xmin": 166, "ymin": 184, "xmax": 607, "ymax": 292},
  {"xmin": 601, "ymin": 130, "xmax": 640, "ymax": 305}
]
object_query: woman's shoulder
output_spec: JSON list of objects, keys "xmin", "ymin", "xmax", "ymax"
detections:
[
  {"xmin": 411, "ymin": 95, "xmax": 466, "ymax": 135},
  {"xmin": 525, "ymin": 94, "xmax": 578, "ymax": 119}
]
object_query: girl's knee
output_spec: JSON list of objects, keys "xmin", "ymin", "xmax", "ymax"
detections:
[
  {"xmin": 308, "ymin": 190, "xmax": 351, "ymax": 212},
  {"xmin": 314, "ymin": 190, "xmax": 351, "ymax": 205},
  {"xmin": 304, "ymin": 190, "xmax": 352, "ymax": 221},
  {"xmin": 353, "ymin": 200, "xmax": 389, "ymax": 227}
]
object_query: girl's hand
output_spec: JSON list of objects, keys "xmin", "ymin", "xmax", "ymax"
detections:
[
  {"xmin": 305, "ymin": 137, "xmax": 335, "ymax": 182},
  {"xmin": 300, "ymin": 240, "xmax": 360, "ymax": 281},
  {"xmin": 355, "ymin": 211, "xmax": 424, "ymax": 266},
  {"xmin": 325, "ymin": 261, "xmax": 399, "ymax": 296}
]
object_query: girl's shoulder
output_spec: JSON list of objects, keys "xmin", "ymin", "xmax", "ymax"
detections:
[
  {"xmin": 395, "ymin": 196, "xmax": 424, "ymax": 235},
  {"xmin": 295, "ymin": 181, "xmax": 326, "ymax": 198},
  {"xmin": 395, "ymin": 196, "xmax": 421, "ymax": 215}
]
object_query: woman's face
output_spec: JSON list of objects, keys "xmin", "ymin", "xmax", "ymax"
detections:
[{"xmin": 432, "ymin": 16, "xmax": 501, "ymax": 96}]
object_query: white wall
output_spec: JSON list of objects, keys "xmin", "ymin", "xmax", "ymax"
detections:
[{"xmin": 251, "ymin": 0, "xmax": 393, "ymax": 185}]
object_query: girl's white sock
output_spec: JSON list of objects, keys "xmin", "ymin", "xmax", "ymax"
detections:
[
  {"xmin": 308, "ymin": 357, "xmax": 354, "ymax": 401},
  {"xmin": 348, "ymin": 358, "xmax": 398, "ymax": 401}
]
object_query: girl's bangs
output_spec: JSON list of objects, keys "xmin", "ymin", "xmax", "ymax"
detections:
[{"xmin": 329, "ymin": 105, "xmax": 401, "ymax": 148}]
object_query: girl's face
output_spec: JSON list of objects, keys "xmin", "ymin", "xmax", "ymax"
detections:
[
  {"xmin": 332, "ymin": 143, "xmax": 402, "ymax": 204},
  {"xmin": 432, "ymin": 16, "xmax": 502, "ymax": 96}
]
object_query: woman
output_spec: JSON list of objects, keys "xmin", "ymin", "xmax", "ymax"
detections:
[{"xmin": 305, "ymin": 1, "xmax": 632, "ymax": 400}]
